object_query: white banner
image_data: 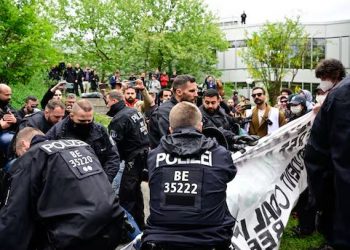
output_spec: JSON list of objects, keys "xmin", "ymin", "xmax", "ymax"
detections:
[{"xmin": 227, "ymin": 112, "xmax": 315, "ymax": 250}]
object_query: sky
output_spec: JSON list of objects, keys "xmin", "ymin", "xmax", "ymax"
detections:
[{"xmin": 204, "ymin": 0, "xmax": 350, "ymax": 24}]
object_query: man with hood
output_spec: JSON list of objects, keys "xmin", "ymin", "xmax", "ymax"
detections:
[
  {"xmin": 299, "ymin": 89, "xmax": 314, "ymax": 111},
  {"xmin": 142, "ymin": 101, "xmax": 236, "ymax": 250}
]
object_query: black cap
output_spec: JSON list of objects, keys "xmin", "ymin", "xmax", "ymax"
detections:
[{"xmin": 289, "ymin": 95, "xmax": 306, "ymax": 106}]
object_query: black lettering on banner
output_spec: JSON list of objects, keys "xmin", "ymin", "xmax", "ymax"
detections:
[
  {"xmin": 160, "ymin": 168, "xmax": 202, "ymax": 211},
  {"xmin": 269, "ymin": 193, "xmax": 282, "ymax": 217},
  {"xmin": 258, "ymin": 230, "xmax": 277, "ymax": 250},
  {"xmin": 272, "ymin": 220, "xmax": 284, "ymax": 240},
  {"xmin": 262, "ymin": 201, "xmax": 279, "ymax": 226},
  {"xmin": 275, "ymin": 185, "xmax": 290, "ymax": 209},
  {"xmin": 241, "ymin": 218, "xmax": 250, "ymax": 241},
  {"xmin": 248, "ymin": 238, "xmax": 262, "ymax": 250},
  {"xmin": 254, "ymin": 207, "xmax": 266, "ymax": 233}
]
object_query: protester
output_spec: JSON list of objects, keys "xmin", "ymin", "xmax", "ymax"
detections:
[
  {"xmin": 63, "ymin": 63, "xmax": 76, "ymax": 94},
  {"xmin": 304, "ymin": 58, "xmax": 348, "ymax": 250},
  {"xmin": 158, "ymin": 89, "xmax": 172, "ymax": 105},
  {"xmin": 64, "ymin": 93, "xmax": 76, "ymax": 116},
  {"xmin": 288, "ymin": 95, "xmax": 308, "ymax": 122},
  {"xmin": 248, "ymin": 87, "xmax": 286, "ymax": 137},
  {"xmin": 280, "ymin": 88, "xmax": 293, "ymax": 97},
  {"xmin": 17, "ymin": 96, "xmax": 39, "ymax": 119},
  {"xmin": 19, "ymin": 100, "xmax": 65, "ymax": 134},
  {"xmin": 159, "ymin": 71, "xmax": 169, "ymax": 89},
  {"xmin": 0, "ymin": 127, "xmax": 124, "ymax": 250},
  {"xmin": 299, "ymin": 89, "xmax": 314, "ymax": 111},
  {"xmin": 74, "ymin": 64, "xmax": 84, "ymax": 96},
  {"xmin": 41, "ymin": 80, "xmax": 65, "ymax": 109},
  {"xmin": 142, "ymin": 101, "xmax": 236, "ymax": 250}
]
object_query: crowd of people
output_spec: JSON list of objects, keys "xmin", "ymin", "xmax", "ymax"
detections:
[{"xmin": 0, "ymin": 58, "xmax": 348, "ymax": 250}]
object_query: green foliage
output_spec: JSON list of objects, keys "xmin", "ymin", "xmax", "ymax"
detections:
[
  {"xmin": 11, "ymin": 70, "xmax": 50, "ymax": 109},
  {"xmin": 46, "ymin": 0, "xmax": 228, "ymax": 80},
  {"xmin": 240, "ymin": 18, "xmax": 308, "ymax": 104},
  {"xmin": 0, "ymin": 0, "xmax": 59, "ymax": 85},
  {"xmin": 94, "ymin": 112, "xmax": 111, "ymax": 128}
]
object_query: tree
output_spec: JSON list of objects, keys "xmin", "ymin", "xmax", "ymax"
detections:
[
  {"xmin": 48, "ymin": 0, "xmax": 229, "ymax": 81},
  {"xmin": 0, "ymin": 0, "xmax": 59, "ymax": 85},
  {"xmin": 240, "ymin": 18, "xmax": 308, "ymax": 104}
]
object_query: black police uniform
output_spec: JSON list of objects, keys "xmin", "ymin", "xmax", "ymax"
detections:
[
  {"xmin": 46, "ymin": 117, "xmax": 120, "ymax": 183},
  {"xmin": 304, "ymin": 75, "xmax": 350, "ymax": 249},
  {"xmin": 107, "ymin": 101, "xmax": 149, "ymax": 228},
  {"xmin": 142, "ymin": 127, "xmax": 236, "ymax": 249},
  {"xmin": 19, "ymin": 111, "xmax": 53, "ymax": 134},
  {"xmin": 148, "ymin": 96, "xmax": 178, "ymax": 149},
  {"xmin": 0, "ymin": 137, "xmax": 124, "ymax": 250}
]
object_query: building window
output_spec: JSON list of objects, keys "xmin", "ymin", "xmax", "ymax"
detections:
[{"xmin": 230, "ymin": 40, "xmax": 247, "ymax": 48}]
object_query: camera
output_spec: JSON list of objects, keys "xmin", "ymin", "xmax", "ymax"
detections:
[{"xmin": 241, "ymin": 104, "xmax": 252, "ymax": 110}]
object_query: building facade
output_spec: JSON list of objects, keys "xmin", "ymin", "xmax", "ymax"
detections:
[{"xmin": 217, "ymin": 19, "xmax": 350, "ymax": 93}]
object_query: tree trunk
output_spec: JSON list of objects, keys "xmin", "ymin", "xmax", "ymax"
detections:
[{"xmin": 267, "ymin": 81, "xmax": 281, "ymax": 106}]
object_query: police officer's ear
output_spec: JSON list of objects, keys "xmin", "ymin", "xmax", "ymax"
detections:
[
  {"xmin": 16, "ymin": 139, "xmax": 31, "ymax": 157},
  {"xmin": 196, "ymin": 121, "xmax": 203, "ymax": 132}
]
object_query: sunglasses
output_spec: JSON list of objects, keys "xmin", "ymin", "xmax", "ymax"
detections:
[
  {"xmin": 252, "ymin": 93, "xmax": 263, "ymax": 98},
  {"xmin": 280, "ymin": 100, "xmax": 288, "ymax": 103},
  {"xmin": 54, "ymin": 94, "xmax": 62, "ymax": 96}
]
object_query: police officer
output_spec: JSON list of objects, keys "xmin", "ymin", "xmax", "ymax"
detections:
[
  {"xmin": 46, "ymin": 99, "xmax": 120, "ymax": 183},
  {"xmin": 0, "ymin": 127, "xmax": 124, "ymax": 250},
  {"xmin": 148, "ymin": 75, "xmax": 198, "ymax": 149},
  {"xmin": 107, "ymin": 90, "xmax": 149, "ymax": 229},
  {"xmin": 142, "ymin": 102, "xmax": 236, "ymax": 250}
]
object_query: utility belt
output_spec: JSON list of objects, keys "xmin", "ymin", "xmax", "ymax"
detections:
[
  {"xmin": 141, "ymin": 242, "xmax": 232, "ymax": 250},
  {"xmin": 125, "ymin": 147, "xmax": 149, "ymax": 162}
]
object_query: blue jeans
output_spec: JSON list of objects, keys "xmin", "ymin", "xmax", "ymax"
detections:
[{"xmin": 112, "ymin": 160, "xmax": 125, "ymax": 195}]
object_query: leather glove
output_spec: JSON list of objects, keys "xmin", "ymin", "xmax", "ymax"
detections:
[{"xmin": 232, "ymin": 135, "xmax": 260, "ymax": 146}]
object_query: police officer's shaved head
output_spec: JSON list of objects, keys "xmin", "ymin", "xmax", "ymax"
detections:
[
  {"xmin": 169, "ymin": 101, "xmax": 202, "ymax": 132},
  {"xmin": 15, "ymin": 127, "xmax": 44, "ymax": 156},
  {"xmin": 71, "ymin": 99, "xmax": 94, "ymax": 113}
]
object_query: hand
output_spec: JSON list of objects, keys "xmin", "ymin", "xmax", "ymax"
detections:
[
  {"xmin": 51, "ymin": 81, "xmax": 66, "ymax": 92},
  {"xmin": 134, "ymin": 79, "xmax": 145, "ymax": 91},
  {"xmin": 313, "ymin": 103, "xmax": 321, "ymax": 114},
  {"xmin": 0, "ymin": 119, "xmax": 10, "ymax": 129},
  {"xmin": 3, "ymin": 112, "xmax": 16, "ymax": 124}
]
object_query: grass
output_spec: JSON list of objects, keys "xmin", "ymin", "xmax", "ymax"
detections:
[{"xmin": 280, "ymin": 218, "xmax": 324, "ymax": 250}]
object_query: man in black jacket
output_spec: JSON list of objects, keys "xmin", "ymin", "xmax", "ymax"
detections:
[
  {"xmin": 107, "ymin": 90, "xmax": 149, "ymax": 229},
  {"xmin": 46, "ymin": 99, "xmax": 120, "ymax": 183},
  {"xmin": 19, "ymin": 99, "xmax": 65, "ymax": 133},
  {"xmin": 148, "ymin": 75, "xmax": 198, "ymax": 148},
  {"xmin": 17, "ymin": 95, "xmax": 39, "ymax": 119},
  {"xmin": 142, "ymin": 101, "xmax": 236, "ymax": 250},
  {"xmin": 304, "ymin": 59, "xmax": 349, "ymax": 249},
  {"xmin": 63, "ymin": 63, "xmax": 76, "ymax": 94},
  {"xmin": 0, "ymin": 127, "xmax": 124, "ymax": 250}
]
